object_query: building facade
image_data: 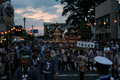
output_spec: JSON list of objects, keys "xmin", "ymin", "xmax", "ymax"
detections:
[{"xmin": 95, "ymin": 0, "xmax": 120, "ymax": 42}]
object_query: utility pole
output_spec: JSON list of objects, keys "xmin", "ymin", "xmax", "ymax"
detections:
[
  {"xmin": 23, "ymin": 17, "xmax": 26, "ymax": 30},
  {"xmin": 32, "ymin": 25, "xmax": 34, "ymax": 36}
]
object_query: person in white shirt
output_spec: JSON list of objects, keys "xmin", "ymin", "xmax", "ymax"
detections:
[
  {"xmin": 77, "ymin": 50, "xmax": 87, "ymax": 80},
  {"xmin": 104, "ymin": 45, "xmax": 111, "ymax": 59},
  {"xmin": 88, "ymin": 49, "xmax": 94, "ymax": 71}
]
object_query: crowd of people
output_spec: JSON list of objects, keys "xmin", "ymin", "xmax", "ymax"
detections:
[{"xmin": 0, "ymin": 40, "xmax": 120, "ymax": 80}]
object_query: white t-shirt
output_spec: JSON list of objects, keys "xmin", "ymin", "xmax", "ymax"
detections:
[{"xmin": 104, "ymin": 47, "xmax": 110, "ymax": 52}]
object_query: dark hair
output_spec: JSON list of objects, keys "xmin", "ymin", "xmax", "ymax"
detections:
[
  {"xmin": 80, "ymin": 50, "xmax": 83, "ymax": 55},
  {"xmin": 95, "ymin": 62, "xmax": 110, "ymax": 75},
  {"xmin": 32, "ymin": 49, "xmax": 38, "ymax": 52},
  {"xmin": 44, "ymin": 49, "xmax": 51, "ymax": 54},
  {"xmin": 112, "ymin": 49, "xmax": 117, "ymax": 53}
]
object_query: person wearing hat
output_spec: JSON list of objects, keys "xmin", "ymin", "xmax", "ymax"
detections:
[
  {"xmin": 40, "ymin": 49, "xmax": 58, "ymax": 80},
  {"xmin": 4, "ymin": 52, "xmax": 20, "ymax": 80},
  {"xmin": 94, "ymin": 56, "xmax": 114, "ymax": 80},
  {"xmin": 110, "ymin": 49, "xmax": 120, "ymax": 80},
  {"xmin": 13, "ymin": 54, "xmax": 40, "ymax": 80}
]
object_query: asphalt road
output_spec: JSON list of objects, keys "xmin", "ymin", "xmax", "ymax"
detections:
[
  {"xmin": 58, "ymin": 71, "xmax": 98, "ymax": 80},
  {"xmin": 58, "ymin": 70, "xmax": 120, "ymax": 80},
  {"xmin": 1, "ymin": 69, "xmax": 120, "ymax": 80}
]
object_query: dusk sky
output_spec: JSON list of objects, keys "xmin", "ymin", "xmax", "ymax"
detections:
[{"xmin": 11, "ymin": 0, "xmax": 67, "ymax": 35}]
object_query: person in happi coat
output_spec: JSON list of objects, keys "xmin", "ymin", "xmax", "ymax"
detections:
[
  {"xmin": 88, "ymin": 49, "xmax": 94, "ymax": 71},
  {"xmin": 94, "ymin": 56, "xmax": 114, "ymax": 80},
  {"xmin": 4, "ymin": 52, "xmax": 20, "ymax": 80},
  {"xmin": 30, "ymin": 49, "xmax": 42, "ymax": 79},
  {"xmin": 13, "ymin": 54, "xmax": 40, "ymax": 80},
  {"xmin": 38, "ymin": 46, "xmax": 45, "ymax": 58},
  {"xmin": 110, "ymin": 49, "xmax": 120, "ymax": 80},
  {"xmin": 77, "ymin": 50, "xmax": 87, "ymax": 80},
  {"xmin": 41, "ymin": 49, "xmax": 58, "ymax": 80}
]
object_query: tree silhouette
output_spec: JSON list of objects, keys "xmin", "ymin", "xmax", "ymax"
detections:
[{"xmin": 56, "ymin": 0, "xmax": 105, "ymax": 26}]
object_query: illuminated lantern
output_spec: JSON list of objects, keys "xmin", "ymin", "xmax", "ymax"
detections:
[
  {"xmin": 104, "ymin": 22, "xmax": 106, "ymax": 25},
  {"xmin": 94, "ymin": 22, "xmax": 96, "ymax": 26},
  {"xmin": 87, "ymin": 23, "xmax": 90, "ymax": 26},
  {"xmin": 13, "ymin": 27, "xmax": 15, "ymax": 30},
  {"xmin": 1, "ymin": 32, "xmax": 4, "ymax": 35},
  {"xmin": 8, "ymin": 30, "xmax": 10, "ymax": 33},
  {"xmin": 11, "ymin": 28, "xmax": 13, "ymax": 31},
  {"xmin": 16, "ymin": 29, "xmax": 18, "ymax": 31},
  {"xmin": 5, "ymin": 32, "xmax": 7, "ymax": 34},
  {"xmin": 114, "ymin": 20, "xmax": 117, "ymax": 23}
]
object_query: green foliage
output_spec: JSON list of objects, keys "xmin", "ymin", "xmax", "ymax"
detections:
[
  {"xmin": 56, "ymin": 0, "xmax": 104, "ymax": 26},
  {"xmin": 65, "ymin": 23, "xmax": 93, "ymax": 41},
  {"xmin": 78, "ymin": 23, "xmax": 93, "ymax": 41}
]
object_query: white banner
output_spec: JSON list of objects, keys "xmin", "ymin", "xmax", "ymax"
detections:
[{"xmin": 77, "ymin": 41, "xmax": 95, "ymax": 48}]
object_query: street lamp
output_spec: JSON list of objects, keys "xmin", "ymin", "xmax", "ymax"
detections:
[{"xmin": 23, "ymin": 17, "xmax": 26, "ymax": 30}]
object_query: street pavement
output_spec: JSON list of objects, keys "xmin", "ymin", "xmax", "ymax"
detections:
[
  {"xmin": 1, "ymin": 70, "xmax": 120, "ymax": 80},
  {"xmin": 58, "ymin": 70, "xmax": 98, "ymax": 80},
  {"xmin": 58, "ymin": 70, "xmax": 120, "ymax": 80}
]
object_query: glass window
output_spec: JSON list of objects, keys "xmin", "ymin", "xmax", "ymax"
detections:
[{"xmin": 105, "ymin": 15, "xmax": 110, "ymax": 28}]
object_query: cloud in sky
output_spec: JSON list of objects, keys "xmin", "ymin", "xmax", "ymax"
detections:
[
  {"xmin": 53, "ymin": 4, "xmax": 63, "ymax": 13},
  {"xmin": 15, "ymin": 7, "xmax": 59, "ymax": 22},
  {"xmin": 12, "ymin": 0, "xmax": 66, "ymax": 35}
]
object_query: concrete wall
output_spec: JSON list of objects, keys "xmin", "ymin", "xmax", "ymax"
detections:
[
  {"xmin": 95, "ymin": 0, "xmax": 118, "ymax": 40},
  {"xmin": 110, "ymin": 0, "xmax": 118, "ymax": 39},
  {"xmin": 95, "ymin": 0, "xmax": 110, "ymax": 18}
]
